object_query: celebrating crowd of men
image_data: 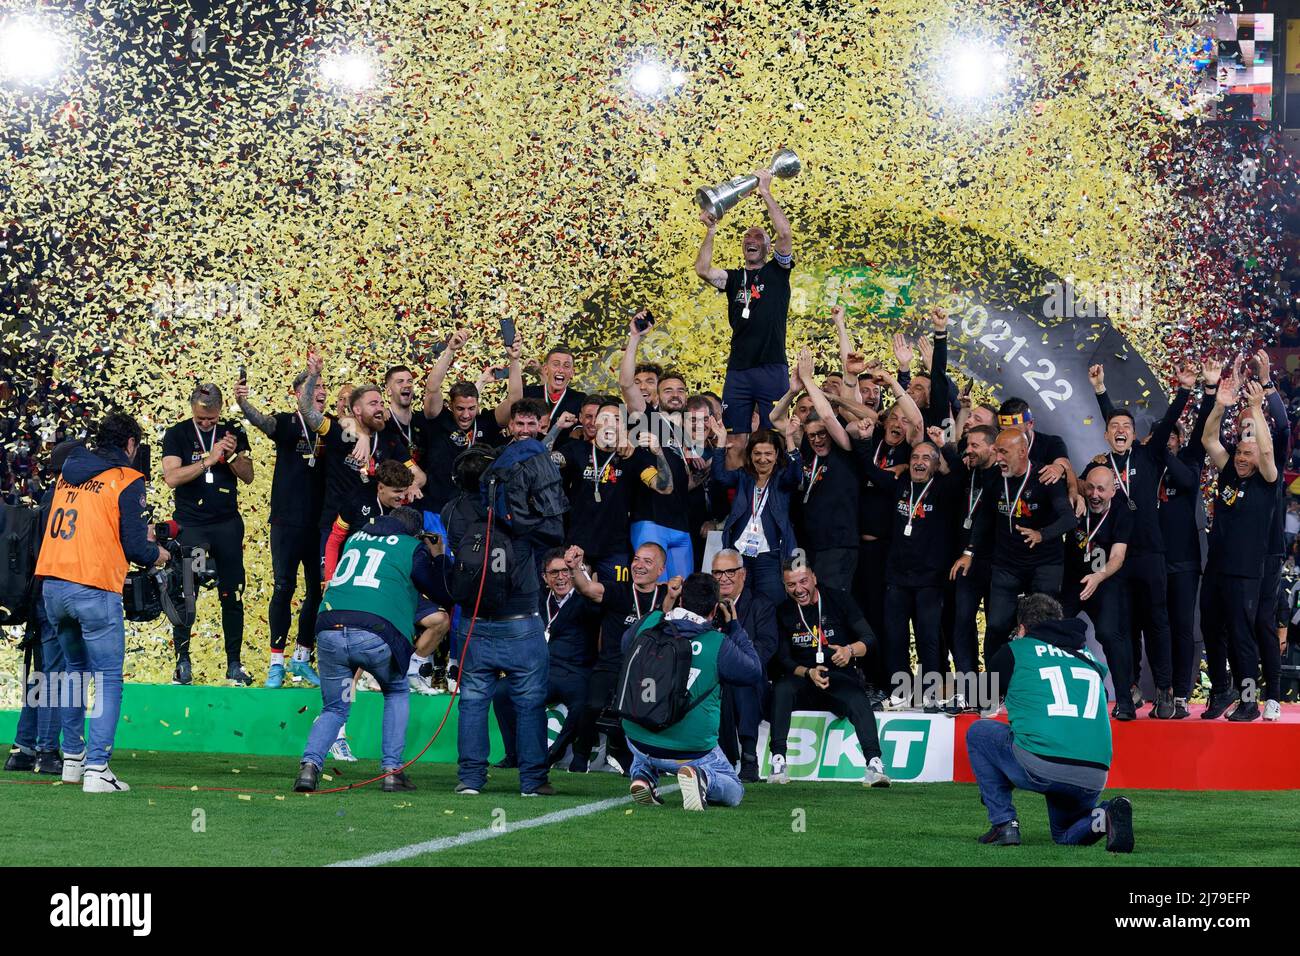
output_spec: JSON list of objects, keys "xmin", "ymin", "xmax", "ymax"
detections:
[{"xmin": 9, "ymin": 170, "xmax": 1289, "ymax": 812}]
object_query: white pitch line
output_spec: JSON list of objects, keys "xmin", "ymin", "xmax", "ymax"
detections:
[{"xmin": 328, "ymin": 785, "xmax": 681, "ymax": 868}]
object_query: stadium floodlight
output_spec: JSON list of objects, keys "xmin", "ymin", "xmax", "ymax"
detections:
[
  {"xmin": 0, "ymin": 15, "xmax": 65, "ymax": 86},
  {"xmin": 942, "ymin": 39, "xmax": 1009, "ymax": 102},
  {"xmin": 321, "ymin": 50, "xmax": 378, "ymax": 93}
]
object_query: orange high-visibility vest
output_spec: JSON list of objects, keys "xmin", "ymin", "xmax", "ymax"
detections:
[{"xmin": 35, "ymin": 466, "xmax": 146, "ymax": 592}]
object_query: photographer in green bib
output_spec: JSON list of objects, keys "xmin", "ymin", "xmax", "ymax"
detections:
[
  {"xmin": 966, "ymin": 593, "xmax": 1133, "ymax": 852},
  {"xmin": 293, "ymin": 506, "xmax": 448, "ymax": 793}
]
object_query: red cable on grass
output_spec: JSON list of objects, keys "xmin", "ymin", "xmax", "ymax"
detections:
[{"xmin": 311, "ymin": 502, "xmax": 494, "ymax": 795}]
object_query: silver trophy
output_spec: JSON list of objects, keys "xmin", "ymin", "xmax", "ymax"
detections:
[{"xmin": 696, "ymin": 149, "xmax": 801, "ymax": 220}]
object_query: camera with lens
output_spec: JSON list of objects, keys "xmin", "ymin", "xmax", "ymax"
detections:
[{"xmin": 122, "ymin": 522, "xmax": 217, "ymax": 627}]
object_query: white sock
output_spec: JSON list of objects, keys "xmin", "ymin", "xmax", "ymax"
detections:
[
  {"xmin": 292, "ymin": 646, "xmax": 311, "ymax": 663},
  {"xmin": 408, "ymin": 653, "xmax": 430, "ymax": 673},
  {"xmin": 336, "ymin": 724, "xmax": 347, "ymax": 740},
  {"xmin": 270, "ymin": 651, "xmax": 285, "ymax": 667}
]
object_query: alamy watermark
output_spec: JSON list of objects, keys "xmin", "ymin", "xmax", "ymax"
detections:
[{"xmin": 1041, "ymin": 277, "xmax": 1154, "ymax": 323}]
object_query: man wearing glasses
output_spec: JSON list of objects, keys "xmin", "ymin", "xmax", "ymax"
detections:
[
  {"xmin": 492, "ymin": 548, "xmax": 601, "ymax": 771},
  {"xmin": 711, "ymin": 549, "xmax": 779, "ymax": 782}
]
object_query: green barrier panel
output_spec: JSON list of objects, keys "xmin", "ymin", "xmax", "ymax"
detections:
[{"xmin": 0, "ymin": 683, "xmax": 505, "ymax": 763}]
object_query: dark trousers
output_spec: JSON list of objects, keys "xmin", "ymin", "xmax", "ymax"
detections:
[
  {"xmin": 1064, "ymin": 580, "xmax": 1131, "ymax": 699},
  {"xmin": 718, "ymin": 681, "xmax": 765, "ymax": 762},
  {"xmin": 1122, "ymin": 551, "xmax": 1173, "ymax": 690},
  {"xmin": 1254, "ymin": 557, "xmax": 1284, "ymax": 702},
  {"xmin": 1200, "ymin": 572, "xmax": 1259, "ymax": 697},
  {"xmin": 770, "ymin": 673, "xmax": 882, "ymax": 761},
  {"xmin": 951, "ymin": 559, "xmax": 991, "ymax": 675},
  {"xmin": 743, "ymin": 551, "xmax": 785, "ymax": 609},
  {"xmin": 986, "ymin": 563, "xmax": 1063, "ymax": 662},
  {"xmin": 883, "ymin": 583, "xmax": 945, "ymax": 688},
  {"xmin": 1167, "ymin": 569, "xmax": 1201, "ymax": 698},
  {"xmin": 269, "ymin": 523, "xmax": 320, "ymax": 652},
  {"xmin": 571, "ymin": 666, "xmax": 631, "ymax": 771},
  {"xmin": 173, "ymin": 516, "xmax": 246, "ymax": 664},
  {"xmin": 494, "ymin": 664, "xmax": 591, "ymax": 765},
  {"xmin": 807, "ymin": 547, "xmax": 857, "ymax": 593},
  {"xmin": 853, "ymin": 537, "xmax": 889, "ymax": 688}
]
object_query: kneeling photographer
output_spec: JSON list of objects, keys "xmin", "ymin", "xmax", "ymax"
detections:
[{"xmin": 35, "ymin": 412, "xmax": 170, "ymax": 793}]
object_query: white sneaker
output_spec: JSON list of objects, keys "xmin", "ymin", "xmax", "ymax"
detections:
[
  {"xmin": 768, "ymin": 753, "xmax": 789, "ymax": 784},
  {"xmin": 83, "ymin": 767, "xmax": 130, "ymax": 793},
  {"xmin": 356, "ymin": 672, "xmax": 380, "ymax": 693},
  {"xmin": 1263, "ymin": 699, "xmax": 1282, "ymax": 722},
  {"xmin": 885, "ymin": 688, "xmax": 912, "ymax": 711},
  {"xmin": 329, "ymin": 737, "xmax": 357, "ymax": 762},
  {"xmin": 677, "ymin": 765, "xmax": 707, "ymax": 811},
  {"xmin": 863, "ymin": 756, "xmax": 892, "ymax": 788},
  {"xmin": 61, "ymin": 751, "xmax": 85, "ymax": 784},
  {"xmin": 408, "ymin": 669, "xmax": 436, "ymax": 696}
]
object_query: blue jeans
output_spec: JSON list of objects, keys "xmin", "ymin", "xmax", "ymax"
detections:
[
  {"xmin": 630, "ymin": 521, "xmax": 694, "ymax": 580},
  {"xmin": 627, "ymin": 741, "xmax": 744, "ymax": 807},
  {"xmin": 13, "ymin": 599, "xmax": 64, "ymax": 754},
  {"xmin": 965, "ymin": 719, "xmax": 1104, "ymax": 845},
  {"xmin": 43, "ymin": 579, "xmax": 125, "ymax": 769},
  {"xmin": 456, "ymin": 614, "xmax": 550, "ymax": 792},
  {"xmin": 302, "ymin": 627, "xmax": 410, "ymax": 770}
]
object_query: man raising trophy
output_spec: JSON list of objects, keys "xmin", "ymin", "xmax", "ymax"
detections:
[{"xmin": 694, "ymin": 151, "xmax": 798, "ymax": 468}]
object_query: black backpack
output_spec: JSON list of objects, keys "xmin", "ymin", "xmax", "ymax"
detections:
[
  {"xmin": 442, "ymin": 496, "xmax": 515, "ymax": 613},
  {"xmin": 612, "ymin": 618, "xmax": 708, "ymax": 732},
  {"xmin": 481, "ymin": 439, "xmax": 566, "ymax": 543},
  {"xmin": 0, "ymin": 502, "xmax": 42, "ymax": 625}
]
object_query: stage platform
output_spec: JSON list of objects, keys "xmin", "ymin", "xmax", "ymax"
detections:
[{"xmin": 953, "ymin": 704, "xmax": 1300, "ymax": 791}]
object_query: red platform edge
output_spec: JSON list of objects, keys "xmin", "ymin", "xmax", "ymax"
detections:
[{"xmin": 952, "ymin": 703, "xmax": 1300, "ymax": 791}]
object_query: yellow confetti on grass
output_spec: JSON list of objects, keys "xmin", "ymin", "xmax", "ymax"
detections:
[{"xmin": 238, "ymin": 794, "xmax": 252, "ymax": 801}]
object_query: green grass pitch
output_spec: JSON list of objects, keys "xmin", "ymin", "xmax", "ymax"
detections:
[{"xmin": 2, "ymin": 748, "xmax": 1296, "ymax": 866}]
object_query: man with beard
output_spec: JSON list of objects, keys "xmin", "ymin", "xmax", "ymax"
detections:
[
  {"xmin": 161, "ymin": 383, "xmax": 254, "ymax": 686},
  {"xmin": 996, "ymin": 397, "xmax": 1077, "ymax": 508},
  {"xmin": 850, "ymin": 367, "xmax": 924, "ymax": 693},
  {"xmin": 1061, "ymin": 462, "xmax": 1133, "ymax": 717},
  {"xmin": 946, "ymin": 424, "xmax": 1000, "ymax": 710},
  {"xmin": 790, "ymin": 352, "xmax": 867, "ymax": 592},
  {"xmin": 860, "ymin": 436, "xmax": 961, "ymax": 707},
  {"xmin": 768, "ymin": 561, "xmax": 890, "ymax": 788},
  {"xmin": 974, "ymin": 427, "xmax": 1076, "ymax": 663},
  {"xmin": 565, "ymin": 542, "xmax": 669, "ymax": 774},
  {"xmin": 622, "ymin": 355, "xmax": 696, "ymax": 580},
  {"xmin": 711, "ymin": 548, "xmax": 779, "ymax": 782},
  {"xmin": 236, "ymin": 371, "xmax": 328, "ymax": 687},
  {"xmin": 298, "ymin": 352, "xmax": 426, "ymax": 561},
  {"xmin": 1088, "ymin": 361, "xmax": 1195, "ymax": 719},
  {"xmin": 421, "ymin": 328, "xmax": 521, "ymax": 514},
  {"xmin": 555, "ymin": 398, "xmax": 672, "ymax": 585},
  {"xmin": 1201, "ymin": 374, "xmax": 1281, "ymax": 722},
  {"xmin": 524, "ymin": 346, "xmax": 586, "ymax": 448},
  {"xmin": 1154, "ymin": 359, "xmax": 1219, "ymax": 719},
  {"xmin": 382, "ymin": 366, "xmax": 428, "ymax": 465},
  {"xmin": 694, "ymin": 168, "xmax": 795, "ymax": 469}
]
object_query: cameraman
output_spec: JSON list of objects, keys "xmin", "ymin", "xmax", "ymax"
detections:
[
  {"xmin": 36, "ymin": 413, "xmax": 169, "ymax": 793},
  {"xmin": 162, "ymin": 383, "xmax": 254, "ymax": 685}
]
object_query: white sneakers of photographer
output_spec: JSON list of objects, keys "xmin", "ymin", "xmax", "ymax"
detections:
[
  {"xmin": 83, "ymin": 767, "xmax": 130, "ymax": 793},
  {"xmin": 61, "ymin": 751, "xmax": 85, "ymax": 784}
]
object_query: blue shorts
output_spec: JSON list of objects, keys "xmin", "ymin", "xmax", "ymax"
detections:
[
  {"xmin": 722, "ymin": 363, "xmax": 789, "ymax": 433},
  {"xmin": 415, "ymin": 599, "xmax": 441, "ymax": 627}
]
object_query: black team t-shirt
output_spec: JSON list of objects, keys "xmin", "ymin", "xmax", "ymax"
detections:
[
  {"xmin": 420, "ymin": 409, "xmax": 504, "ymax": 513},
  {"xmin": 1156, "ymin": 447, "xmax": 1202, "ymax": 575},
  {"xmin": 629, "ymin": 447, "xmax": 692, "ymax": 533},
  {"xmin": 335, "ymin": 485, "xmax": 389, "ymax": 534},
  {"xmin": 1086, "ymin": 446, "xmax": 1167, "ymax": 556},
  {"xmin": 557, "ymin": 440, "xmax": 654, "ymax": 558},
  {"xmin": 385, "ymin": 410, "xmax": 431, "ymax": 467},
  {"xmin": 1206, "ymin": 465, "xmax": 1278, "ymax": 579},
  {"xmin": 597, "ymin": 581, "xmax": 666, "ymax": 671},
  {"xmin": 774, "ymin": 587, "xmax": 875, "ymax": 683},
  {"xmin": 724, "ymin": 257, "xmax": 792, "ymax": 370},
  {"xmin": 984, "ymin": 468, "xmax": 1073, "ymax": 570},
  {"xmin": 861, "ymin": 456, "xmax": 959, "ymax": 587},
  {"xmin": 794, "ymin": 441, "xmax": 864, "ymax": 552},
  {"xmin": 162, "ymin": 418, "xmax": 250, "ymax": 526},
  {"xmin": 268, "ymin": 411, "xmax": 326, "ymax": 529},
  {"xmin": 855, "ymin": 435, "xmax": 911, "ymax": 539},
  {"xmin": 523, "ymin": 384, "xmax": 587, "ymax": 431},
  {"xmin": 318, "ymin": 417, "xmax": 413, "ymax": 529},
  {"xmin": 1065, "ymin": 504, "xmax": 1134, "ymax": 603},
  {"xmin": 1026, "ymin": 430, "xmax": 1069, "ymax": 468}
]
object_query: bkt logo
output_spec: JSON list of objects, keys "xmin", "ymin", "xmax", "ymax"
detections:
[
  {"xmin": 50, "ymin": 886, "xmax": 151, "ymax": 936},
  {"xmin": 760, "ymin": 713, "xmax": 954, "ymax": 782}
]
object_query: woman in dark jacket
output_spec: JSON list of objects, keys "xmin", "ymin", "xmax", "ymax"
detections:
[{"xmin": 710, "ymin": 421, "xmax": 802, "ymax": 607}]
